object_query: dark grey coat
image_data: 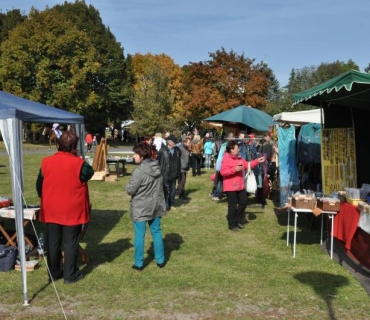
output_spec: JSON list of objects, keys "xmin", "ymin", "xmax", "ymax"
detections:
[{"xmin": 126, "ymin": 158, "xmax": 166, "ymax": 222}]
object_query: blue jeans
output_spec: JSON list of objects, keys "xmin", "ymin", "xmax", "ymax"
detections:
[
  {"xmin": 165, "ymin": 178, "xmax": 177, "ymax": 209},
  {"xmin": 133, "ymin": 217, "xmax": 164, "ymax": 268},
  {"xmin": 204, "ymin": 154, "xmax": 212, "ymax": 169}
]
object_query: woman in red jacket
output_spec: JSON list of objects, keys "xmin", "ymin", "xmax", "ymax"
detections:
[
  {"xmin": 36, "ymin": 131, "xmax": 94, "ymax": 284},
  {"xmin": 220, "ymin": 140, "xmax": 265, "ymax": 231}
]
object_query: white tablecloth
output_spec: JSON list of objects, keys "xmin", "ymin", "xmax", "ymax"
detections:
[
  {"xmin": 358, "ymin": 211, "xmax": 370, "ymax": 235},
  {"xmin": 0, "ymin": 207, "xmax": 39, "ymax": 220}
]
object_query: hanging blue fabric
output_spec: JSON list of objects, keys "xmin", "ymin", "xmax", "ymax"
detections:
[
  {"xmin": 277, "ymin": 126, "xmax": 300, "ymax": 206},
  {"xmin": 297, "ymin": 123, "xmax": 321, "ymax": 163}
]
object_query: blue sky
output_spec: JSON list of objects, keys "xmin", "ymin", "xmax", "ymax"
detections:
[{"xmin": 2, "ymin": 0, "xmax": 369, "ymax": 86}]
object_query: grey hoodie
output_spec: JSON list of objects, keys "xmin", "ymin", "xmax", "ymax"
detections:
[{"xmin": 126, "ymin": 159, "xmax": 166, "ymax": 222}]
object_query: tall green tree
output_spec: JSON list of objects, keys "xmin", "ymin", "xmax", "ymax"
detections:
[
  {"xmin": 263, "ymin": 64, "xmax": 283, "ymax": 116},
  {"xmin": 48, "ymin": 0, "xmax": 133, "ymax": 131},
  {"xmin": 0, "ymin": 9, "xmax": 26, "ymax": 44},
  {"xmin": 0, "ymin": 8, "xmax": 100, "ymax": 115},
  {"xmin": 279, "ymin": 60, "xmax": 360, "ymax": 111}
]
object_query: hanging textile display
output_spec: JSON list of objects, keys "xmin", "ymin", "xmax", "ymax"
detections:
[
  {"xmin": 297, "ymin": 123, "xmax": 321, "ymax": 163},
  {"xmin": 277, "ymin": 125, "xmax": 300, "ymax": 206},
  {"xmin": 321, "ymin": 127, "xmax": 357, "ymax": 194}
]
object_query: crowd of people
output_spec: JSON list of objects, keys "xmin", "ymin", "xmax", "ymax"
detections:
[{"xmin": 36, "ymin": 128, "xmax": 278, "ymax": 281}]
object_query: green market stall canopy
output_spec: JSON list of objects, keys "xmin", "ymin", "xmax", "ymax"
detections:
[
  {"xmin": 292, "ymin": 70, "xmax": 370, "ymax": 187},
  {"xmin": 293, "ymin": 70, "xmax": 370, "ymax": 109},
  {"xmin": 203, "ymin": 105, "xmax": 273, "ymax": 132},
  {"xmin": 292, "ymin": 70, "xmax": 370, "ymax": 280}
]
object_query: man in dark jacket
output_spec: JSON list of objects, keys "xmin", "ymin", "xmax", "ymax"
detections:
[
  {"xmin": 178, "ymin": 136, "xmax": 191, "ymax": 199},
  {"xmin": 157, "ymin": 135, "xmax": 181, "ymax": 210}
]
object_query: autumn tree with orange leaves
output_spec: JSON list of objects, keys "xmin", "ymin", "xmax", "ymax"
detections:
[{"xmin": 183, "ymin": 47, "xmax": 271, "ymax": 129}]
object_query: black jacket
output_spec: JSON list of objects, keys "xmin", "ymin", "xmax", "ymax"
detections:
[{"xmin": 157, "ymin": 146, "xmax": 182, "ymax": 181}]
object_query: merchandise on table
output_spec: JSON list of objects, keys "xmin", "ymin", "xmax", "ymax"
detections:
[
  {"xmin": 292, "ymin": 194, "xmax": 316, "ymax": 209},
  {"xmin": 338, "ymin": 191, "xmax": 346, "ymax": 203},
  {"xmin": 317, "ymin": 197, "xmax": 340, "ymax": 211},
  {"xmin": 0, "ymin": 196, "xmax": 12, "ymax": 208}
]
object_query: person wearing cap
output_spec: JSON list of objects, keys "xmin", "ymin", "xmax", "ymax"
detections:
[
  {"xmin": 157, "ymin": 134, "xmax": 182, "ymax": 210},
  {"xmin": 52, "ymin": 123, "xmax": 62, "ymax": 139}
]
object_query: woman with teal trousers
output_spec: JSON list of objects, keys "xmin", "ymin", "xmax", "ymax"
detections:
[{"xmin": 126, "ymin": 142, "xmax": 166, "ymax": 270}]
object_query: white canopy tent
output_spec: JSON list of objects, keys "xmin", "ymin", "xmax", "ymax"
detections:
[
  {"xmin": 273, "ymin": 108, "xmax": 324, "ymax": 126},
  {"xmin": 0, "ymin": 90, "xmax": 84, "ymax": 305}
]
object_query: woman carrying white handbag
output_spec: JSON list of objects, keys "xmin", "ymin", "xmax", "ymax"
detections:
[{"xmin": 220, "ymin": 140, "xmax": 265, "ymax": 232}]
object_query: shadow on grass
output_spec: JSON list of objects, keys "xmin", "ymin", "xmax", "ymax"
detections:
[
  {"xmin": 0, "ymin": 164, "xmax": 5, "ymax": 174},
  {"xmin": 81, "ymin": 209, "xmax": 132, "ymax": 275},
  {"xmin": 274, "ymin": 207, "xmax": 323, "ymax": 229},
  {"xmin": 274, "ymin": 207, "xmax": 323, "ymax": 248},
  {"xmin": 183, "ymin": 187, "xmax": 201, "ymax": 197},
  {"xmin": 144, "ymin": 232, "xmax": 184, "ymax": 267},
  {"xmin": 294, "ymin": 271, "xmax": 349, "ymax": 320}
]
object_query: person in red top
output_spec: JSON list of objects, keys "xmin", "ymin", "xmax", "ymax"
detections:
[
  {"xmin": 36, "ymin": 131, "xmax": 94, "ymax": 284},
  {"xmin": 221, "ymin": 140, "xmax": 265, "ymax": 231},
  {"xmin": 143, "ymin": 135, "xmax": 157, "ymax": 159},
  {"xmin": 85, "ymin": 132, "xmax": 93, "ymax": 153}
]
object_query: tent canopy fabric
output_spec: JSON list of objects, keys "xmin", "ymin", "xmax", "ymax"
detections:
[
  {"xmin": 121, "ymin": 120, "xmax": 134, "ymax": 128},
  {"xmin": 292, "ymin": 70, "xmax": 370, "ymax": 109},
  {"xmin": 0, "ymin": 90, "xmax": 84, "ymax": 304},
  {"xmin": 273, "ymin": 109, "xmax": 324, "ymax": 126},
  {"xmin": 0, "ymin": 91, "xmax": 84, "ymax": 123},
  {"xmin": 291, "ymin": 70, "xmax": 370, "ymax": 188},
  {"xmin": 203, "ymin": 105, "xmax": 273, "ymax": 131}
]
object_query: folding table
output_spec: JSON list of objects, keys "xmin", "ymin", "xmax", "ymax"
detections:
[
  {"xmin": 286, "ymin": 207, "xmax": 313, "ymax": 257},
  {"xmin": 287, "ymin": 206, "xmax": 339, "ymax": 258},
  {"xmin": 106, "ymin": 158, "xmax": 126, "ymax": 176},
  {"xmin": 320, "ymin": 210, "xmax": 339, "ymax": 259},
  {"xmin": 0, "ymin": 207, "xmax": 39, "ymax": 252}
]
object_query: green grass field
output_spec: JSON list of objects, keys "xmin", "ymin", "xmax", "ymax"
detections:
[{"xmin": 0, "ymin": 150, "xmax": 369, "ymax": 319}]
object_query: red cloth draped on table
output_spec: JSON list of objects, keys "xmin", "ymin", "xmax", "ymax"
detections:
[{"xmin": 333, "ymin": 202, "xmax": 360, "ymax": 250}]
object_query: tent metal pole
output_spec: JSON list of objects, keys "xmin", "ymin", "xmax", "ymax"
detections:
[{"xmin": 8, "ymin": 119, "xmax": 29, "ymax": 305}]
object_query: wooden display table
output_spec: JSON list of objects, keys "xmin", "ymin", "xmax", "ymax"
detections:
[{"xmin": 0, "ymin": 206, "xmax": 39, "ymax": 249}]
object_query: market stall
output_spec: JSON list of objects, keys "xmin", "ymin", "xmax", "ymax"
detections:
[
  {"xmin": 292, "ymin": 69, "xmax": 370, "ymax": 270},
  {"xmin": 273, "ymin": 109, "xmax": 323, "ymax": 206}
]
